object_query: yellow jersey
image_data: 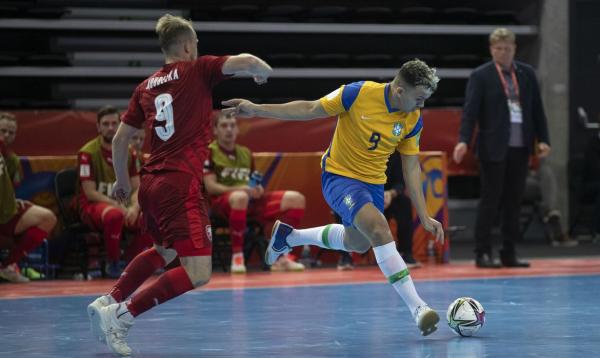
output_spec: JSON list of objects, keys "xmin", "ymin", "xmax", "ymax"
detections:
[{"xmin": 319, "ymin": 81, "xmax": 422, "ymax": 184}]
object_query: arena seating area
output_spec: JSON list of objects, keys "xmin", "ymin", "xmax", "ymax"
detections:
[
  {"xmin": 1, "ymin": 0, "xmax": 541, "ymax": 109},
  {"xmin": 4, "ymin": 3, "xmax": 600, "ymax": 357}
]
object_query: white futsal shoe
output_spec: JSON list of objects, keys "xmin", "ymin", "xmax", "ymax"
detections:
[
  {"xmin": 413, "ymin": 305, "xmax": 439, "ymax": 336},
  {"xmin": 88, "ymin": 295, "xmax": 114, "ymax": 343},
  {"xmin": 265, "ymin": 220, "xmax": 293, "ymax": 265},
  {"xmin": 270, "ymin": 254, "xmax": 305, "ymax": 272},
  {"xmin": 230, "ymin": 253, "xmax": 247, "ymax": 274},
  {"xmin": 93, "ymin": 303, "xmax": 134, "ymax": 356}
]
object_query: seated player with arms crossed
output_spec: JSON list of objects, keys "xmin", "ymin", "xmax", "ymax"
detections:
[
  {"xmin": 224, "ymin": 59, "xmax": 444, "ymax": 336},
  {"xmin": 204, "ymin": 111, "xmax": 305, "ymax": 273}
]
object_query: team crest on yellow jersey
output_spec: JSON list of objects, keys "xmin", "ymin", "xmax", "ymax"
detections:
[{"xmin": 392, "ymin": 123, "xmax": 403, "ymax": 136}]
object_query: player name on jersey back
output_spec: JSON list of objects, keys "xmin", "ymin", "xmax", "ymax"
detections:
[{"xmin": 146, "ymin": 68, "xmax": 180, "ymax": 90}]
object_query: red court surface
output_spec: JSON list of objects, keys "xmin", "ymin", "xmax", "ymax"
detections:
[{"xmin": 2, "ymin": 257, "xmax": 599, "ymax": 299}]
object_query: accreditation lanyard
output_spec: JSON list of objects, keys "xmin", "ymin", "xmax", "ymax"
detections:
[{"xmin": 495, "ymin": 62, "xmax": 522, "ymax": 123}]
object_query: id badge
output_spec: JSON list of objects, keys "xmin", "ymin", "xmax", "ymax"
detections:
[{"xmin": 508, "ymin": 99, "xmax": 522, "ymax": 123}]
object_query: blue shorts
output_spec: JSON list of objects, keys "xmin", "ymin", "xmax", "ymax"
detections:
[{"xmin": 321, "ymin": 171, "xmax": 384, "ymax": 227}]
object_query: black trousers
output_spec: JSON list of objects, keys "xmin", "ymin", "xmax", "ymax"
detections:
[
  {"xmin": 584, "ymin": 182, "xmax": 600, "ymax": 234},
  {"xmin": 474, "ymin": 147, "xmax": 529, "ymax": 255},
  {"xmin": 384, "ymin": 194, "xmax": 414, "ymax": 255}
]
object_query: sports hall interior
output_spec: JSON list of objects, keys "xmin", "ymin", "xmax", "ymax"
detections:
[{"xmin": 1, "ymin": 1, "xmax": 599, "ymax": 357}]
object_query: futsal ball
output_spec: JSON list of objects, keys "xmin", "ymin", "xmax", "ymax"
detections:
[{"xmin": 446, "ymin": 297, "xmax": 485, "ymax": 337}]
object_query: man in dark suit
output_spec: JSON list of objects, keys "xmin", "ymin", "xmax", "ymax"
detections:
[
  {"xmin": 583, "ymin": 130, "xmax": 600, "ymax": 239},
  {"xmin": 453, "ymin": 28, "xmax": 551, "ymax": 268}
]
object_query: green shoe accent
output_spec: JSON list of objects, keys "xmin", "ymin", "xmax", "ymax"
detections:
[
  {"xmin": 322, "ymin": 224, "xmax": 332, "ymax": 249},
  {"xmin": 23, "ymin": 267, "xmax": 44, "ymax": 280},
  {"xmin": 388, "ymin": 268, "xmax": 410, "ymax": 284}
]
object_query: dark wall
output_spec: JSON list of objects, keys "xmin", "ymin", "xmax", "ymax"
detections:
[{"xmin": 570, "ymin": 0, "xmax": 600, "ymax": 157}]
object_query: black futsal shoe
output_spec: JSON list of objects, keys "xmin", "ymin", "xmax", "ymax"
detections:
[
  {"xmin": 475, "ymin": 253, "xmax": 502, "ymax": 268},
  {"xmin": 499, "ymin": 249, "xmax": 530, "ymax": 268}
]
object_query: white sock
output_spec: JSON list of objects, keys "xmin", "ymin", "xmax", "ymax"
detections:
[
  {"xmin": 286, "ymin": 224, "xmax": 347, "ymax": 251},
  {"xmin": 373, "ymin": 242, "xmax": 426, "ymax": 315}
]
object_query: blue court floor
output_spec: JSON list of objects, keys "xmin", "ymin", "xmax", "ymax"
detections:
[{"xmin": 1, "ymin": 274, "xmax": 599, "ymax": 357}]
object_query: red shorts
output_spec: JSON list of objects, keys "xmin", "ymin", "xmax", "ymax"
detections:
[
  {"xmin": 211, "ymin": 190, "xmax": 285, "ymax": 222},
  {"xmin": 79, "ymin": 201, "xmax": 142, "ymax": 231},
  {"xmin": 80, "ymin": 202, "xmax": 119, "ymax": 230},
  {"xmin": 0, "ymin": 200, "xmax": 33, "ymax": 238},
  {"xmin": 139, "ymin": 171, "xmax": 212, "ymax": 257}
]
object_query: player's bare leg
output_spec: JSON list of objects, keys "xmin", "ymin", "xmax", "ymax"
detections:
[
  {"xmin": 352, "ymin": 204, "xmax": 439, "ymax": 336},
  {"xmin": 266, "ymin": 203, "xmax": 439, "ymax": 336},
  {"xmin": 14, "ymin": 204, "xmax": 57, "ymax": 235},
  {"xmin": 340, "ymin": 226, "xmax": 371, "ymax": 253}
]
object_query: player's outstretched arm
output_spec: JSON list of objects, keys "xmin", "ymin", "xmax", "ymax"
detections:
[
  {"xmin": 222, "ymin": 54, "xmax": 273, "ymax": 85},
  {"xmin": 401, "ymin": 154, "xmax": 444, "ymax": 244},
  {"xmin": 112, "ymin": 122, "xmax": 138, "ymax": 204},
  {"xmin": 221, "ymin": 99, "xmax": 329, "ymax": 121}
]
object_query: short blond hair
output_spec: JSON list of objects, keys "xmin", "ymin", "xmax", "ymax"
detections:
[
  {"xmin": 489, "ymin": 28, "xmax": 516, "ymax": 45},
  {"xmin": 155, "ymin": 14, "xmax": 195, "ymax": 54},
  {"xmin": 393, "ymin": 59, "xmax": 439, "ymax": 92},
  {"xmin": 0, "ymin": 112, "xmax": 16, "ymax": 122}
]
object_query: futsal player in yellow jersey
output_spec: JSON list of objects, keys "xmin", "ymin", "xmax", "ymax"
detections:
[{"xmin": 223, "ymin": 59, "xmax": 444, "ymax": 336}]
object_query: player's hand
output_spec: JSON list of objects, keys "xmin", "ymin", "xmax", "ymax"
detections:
[
  {"xmin": 421, "ymin": 216, "xmax": 444, "ymax": 244},
  {"xmin": 221, "ymin": 99, "xmax": 258, "ymax": 118},
  {"xmin": 125, "ymin": 205, "xmax": 140, "ymax": 227},
  {"xmin": 253, "ymin": 61, "xmax": 273, "ymax": 85},
  {"xmin": 112, "ymin": 180, "xmax": 131, "ymax": 206},
  {"xmin": 15, "ymin": 199, "xmax": 27, "ymax": 210},
  {"xmin": 537, "ymin": 142, "xmax": 551, "ymax": 158},
  {"xmin": 453, "ymin": 142, "xmax": 468, "ymax": 164},
  {"xmin": 253, "ymin": 75, "xmax": 268, "ymax": 85},
  {"xmin": 383, "ymin": 190, "xmax": 393, "ymax": 209},
  {"xmin": 240, "ymin": 185, "xmax": 263, "ymax": 199},
  {"xmin": 252, "ymin": 185, "xmax": 264, "ymax": 199}
]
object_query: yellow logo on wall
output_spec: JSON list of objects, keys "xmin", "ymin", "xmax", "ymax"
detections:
[{"xmin": 420, "ymin": 156, "xmax": 445, "ymax": 218}]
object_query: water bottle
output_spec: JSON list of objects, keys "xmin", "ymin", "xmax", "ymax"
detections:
[{"xmin": 248, "ymin": 170, "xmax": 263, "ymax": 188}]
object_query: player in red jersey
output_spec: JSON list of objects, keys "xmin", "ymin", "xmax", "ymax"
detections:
[
  {"xmin": 87, "ymin": 14, "xmax": 272, "ymax": 356},
  {"xmin": 77, "ymin": 106, "xmax": 151, "ymax": 278}
]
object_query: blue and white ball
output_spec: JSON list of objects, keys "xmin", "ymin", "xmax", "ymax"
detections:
[{"xmin": 446, "ymin": 297, "xmax": 485, "ymax": 337}]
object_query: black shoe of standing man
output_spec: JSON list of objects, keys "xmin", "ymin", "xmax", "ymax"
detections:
[
  {"xmin": 475, "ymin": 253, "xmax": 502, "ymax": 268},
  {"xmin": 499, "ymin": 248, "xmax": 530, "ymax": 268}
]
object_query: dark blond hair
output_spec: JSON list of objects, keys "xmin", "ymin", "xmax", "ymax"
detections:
[
  {"xmin": 155, "ymin": 14, "xmax": 195, "ymax": 55},
  {"xmin": 392, "ymin": 59, "xmax": 439, "ymax": 92},
  {"xmin": 489, "ymin": 27, "xmax": 516, "ymax": 45}
]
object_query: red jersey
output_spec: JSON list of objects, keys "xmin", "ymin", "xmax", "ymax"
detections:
[{"xmin": 122, "ymin": 55, "xmax": 229, "ymax": 176}]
